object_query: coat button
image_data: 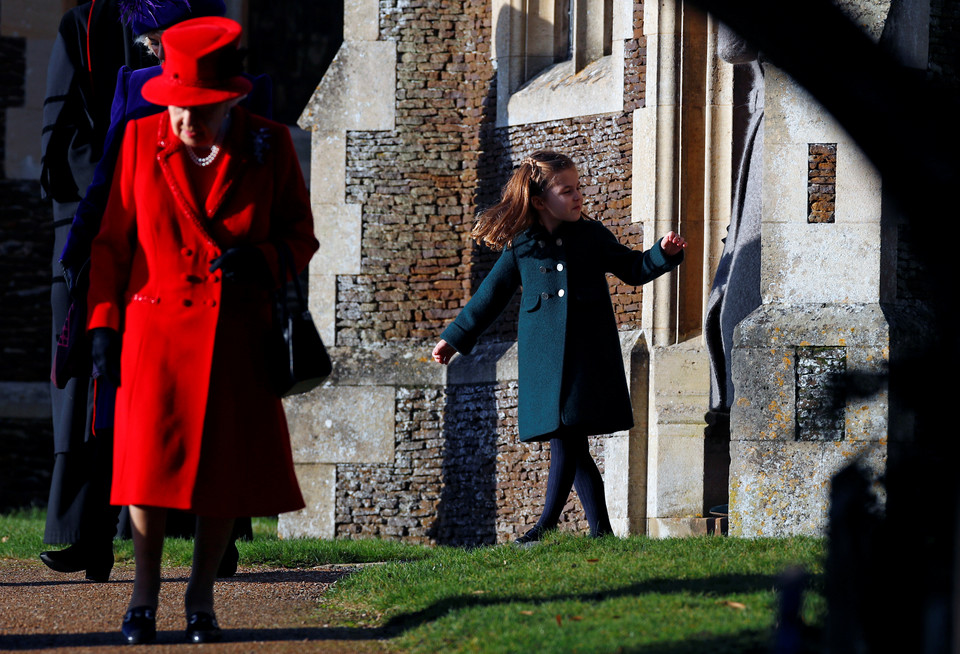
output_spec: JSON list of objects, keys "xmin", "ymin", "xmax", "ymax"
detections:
[
  {"xmin": 539, "ymin": 266, "xmax": 546, "ymax": 273},
  {"xmin": 208, "ymin": 299, "xmax": 217, "ymax": 307},
  {"xmin": 556, "ymin": 238, "xmax": 563, "ymax": 246},
  {"xmin": 557, "ymin": 263, "xmax": 564, "ymax": 271},
  {"xmin": 182, "ymin": 299, "xmax": 192, "ymax": 307},
  {"xmin": 558, "ymin": 289, "xmax": 565, "ymax": 297},
  {"xmin": 540, "ymin": 292, "xmax": 549, "ymax": 300},
  {"xmin": 537, "ymin": 240, "xmax": 545, "ymax": 248},
  {"xmin": 181, "ymin": 247, "xmax": 193, "ymax": 257}
]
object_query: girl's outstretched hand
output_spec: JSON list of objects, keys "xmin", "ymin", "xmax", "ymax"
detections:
[
  {"xmin": 433, "ymin": 339, "xmax": 457, "ymax": 365},
  {"xmin": 660, "ymin": 231, "xmax": 688, "ymax": 256}
]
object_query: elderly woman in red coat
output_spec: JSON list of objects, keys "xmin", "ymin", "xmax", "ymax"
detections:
[{"xmin": 85, "ymin": 17, "xmax": 318, "ymax": 644}]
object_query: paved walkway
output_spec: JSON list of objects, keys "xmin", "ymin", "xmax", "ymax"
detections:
[{"xmin": 0, "ymin": 560, "xmax": 392, "ymax": 653}]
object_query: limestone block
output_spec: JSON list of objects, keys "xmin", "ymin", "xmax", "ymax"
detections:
[
  {"xmin": 326, "ymin": 344, "xmax": 446, "ymax": 387},
  {"xmin": 313, "ymin": 202, "xmax": 361, "ymax": 275},
  {"xmin": 762, "ymin": 141, "xmax": 810, "ymax": 225},
  {"xmin": 447, "ymin": 342, "xmax": 516, "ymax": 385},
  {"xmin": 308, "ymin": 272, "xmax": 336, "ymax": 346},
  {"xmin": 761, "ymin": 222, "xmax": 882, "ymax": 303},
  {"xmin": 731, "ymin": 344, "xmax": 796, "ymax": 442},
  {"xmin": 500, "ymin": 54, "xmax": 623, "ymax": 127},
  {"xmin": 728, "ymin": 439, "xmax": 886, "ymax": 537},
  {"xmin": 647, "ymin": 433, "xmax": 704, "ymax": 518},
  {"xmin": 298, "ymin": 40, "xmax": 396, "ymax": 133},
  {"xmin": 733, "ymin": 304, "xmax": 892, "ymax": 443},
  {"xmin": 343, "ymin": 0, "xmax": 380, "ymax": 41},
  {"xmin": 310, "ymin": 131, "xmax": 347, "ymax": 206},
  {"xmin": 834, "ymin": 0, "xmax": 892, "ymax": 40},
  {"xmin": 647, "ymin": 517, "xmax": 709, "ymax": 538},
  {"xmin": 285, "ymin": 385, "xmax": 395, "ymax": 464},
  {"xmin": 278, "ymin": 463, "xmax": 336, "ymax": 539},
  {"xmin": 604, "ymin": 431, "xmax": 646, "ymax": 536},
  {"xmin": 835, "ymin": 143, "xmax": 882, "ymax": 222},
  {"xmin": 764, "ymin": 67, "xmax": 847, "ymax": 147}
]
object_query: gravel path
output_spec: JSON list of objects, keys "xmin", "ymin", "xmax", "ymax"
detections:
[{"xmin": 0, "ymin": 559, "xmax": 394, "ymax": 653}]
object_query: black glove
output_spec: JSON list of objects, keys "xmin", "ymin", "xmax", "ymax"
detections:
[
  {"xmin": 208, "ymin": 245, "xmax": 272, "ymax": 285},
  {"xmin": 89, "ymin": 327, "xmax": 121, "ymax": 387}
]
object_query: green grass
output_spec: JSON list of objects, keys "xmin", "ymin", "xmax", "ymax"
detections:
[
  {"xmin": 0, "ymin": 508, "xmax": 430, "ymax": 567},
  {"xmin": 321, "ymin": 532, "xmax": 825, "ymax": 653},
  {"xmin": 1, "ymin": 509, "xmax": 825, "ymax": 653}
]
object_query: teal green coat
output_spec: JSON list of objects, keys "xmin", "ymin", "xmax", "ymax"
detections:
[{"xmin": 441, "ymin": 218, "xmax": 683, "ymax": 442}]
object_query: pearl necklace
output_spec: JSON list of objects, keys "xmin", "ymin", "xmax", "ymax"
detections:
[{"xmin": 185, "ymin": 143, "xmax": 221, "ymax": 167}]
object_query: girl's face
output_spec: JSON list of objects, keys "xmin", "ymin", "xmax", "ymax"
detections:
[
  {"xmin": 532, "ymin": 166, "xmax": 583, "ymax": 233},
  {"xmin": 168, "ymin": 102, "xmax": 233, "ymax": 148}
]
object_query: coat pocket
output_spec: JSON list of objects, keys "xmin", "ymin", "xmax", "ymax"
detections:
[{"xmin": 521, "ymin": 292, "xmax": 543, "ymax": 312}]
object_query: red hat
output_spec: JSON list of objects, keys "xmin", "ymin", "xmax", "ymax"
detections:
[{"xmin": 141, "ymin": 16, "xmax": 253, "ymax": 107}]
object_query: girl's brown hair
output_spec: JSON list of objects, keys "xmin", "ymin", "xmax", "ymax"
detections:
[{"xmin": 472, "ymin": 150, "xmax": 576, "ymax": 251}]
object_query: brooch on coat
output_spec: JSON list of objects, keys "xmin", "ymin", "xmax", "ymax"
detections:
[{"xmin": 251, "ymin": 128, "xmax": 272, "ymax": 164}]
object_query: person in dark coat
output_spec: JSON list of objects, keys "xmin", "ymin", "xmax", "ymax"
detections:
[
  {"xmin": 46, "ymin": 0, "xmax": 261, "ymax": 581},
  {"xmin": 85, "ymin": 17, "xmax": 317, "ymax": 644},
  {"xmin": 39, "ymin": 0, "xmax": 149, "ymax": 583},
  {"xmin": 433, "ymin": 151, "xmax": 687, "ymax": 545}
]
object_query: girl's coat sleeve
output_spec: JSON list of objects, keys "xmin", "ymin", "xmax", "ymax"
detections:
[
  {"xmin": 440, "ymin": 248, "xmax": 521, "ymax": 355},
  {"xmin": 595, "ymin": 223, "xmax": 684, "ymax": 284}
]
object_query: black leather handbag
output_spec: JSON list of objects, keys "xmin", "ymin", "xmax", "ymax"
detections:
[{"xmin": 268, "ymin": 242, "xmax": 331, "ymax": 397}]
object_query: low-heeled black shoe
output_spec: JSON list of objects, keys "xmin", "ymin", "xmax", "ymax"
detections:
[
  {"xmin": 39, "ymin": 543, "xmax": 114, "ymax": 582},
  {"xmin": 121, "ymin": 606, "xmax": 157, "ymax": 645},
  {"xmin": 216, "ymin": 541, "xmax": 239, "ymax": 578},
  {"xmin": 513, "ymin": 525, "xmax": 550, "ymax": 548},
  {"xmin": 186, "ymin": 611, "xmax": 222, "ymax": 644}
]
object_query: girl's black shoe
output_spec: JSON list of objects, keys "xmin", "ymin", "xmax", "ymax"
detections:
[
  {"xmin": 513, "ymin": 525, "xmax": 550, "ymax": 547},
  {"xmin": 186, "ymin": 611, "xmax": 222, "ymax": 643},
  {"xmin": 121, "ymin": 606, "xmax": 157, "ymax": 645}
]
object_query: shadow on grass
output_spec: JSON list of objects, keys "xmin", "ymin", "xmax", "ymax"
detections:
[{"xmin": 381, "ymin": 572, "xmax": 822, "ymax": 633}]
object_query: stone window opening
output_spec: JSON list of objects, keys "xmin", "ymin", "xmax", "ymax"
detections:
[{"xmin": 494, "ymin": 0, "xmax": 625, "ymax": 126}]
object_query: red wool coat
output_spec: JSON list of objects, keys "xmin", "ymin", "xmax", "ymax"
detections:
[{"xmin": 87, "ymin": 107, "xmax": 318, "ymax": 517}]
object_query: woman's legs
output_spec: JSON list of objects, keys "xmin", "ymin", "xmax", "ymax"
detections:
[
  {"xmin": 128, "ymin": 505, "xmax": 167, "ymax": 610},
  {"xmin": 184, "ymin": 515, "xmax": 235, "ymax": 616},
  {"xmin": 534, "ymin": 432, "xmax": 613, "ymax": 537}
]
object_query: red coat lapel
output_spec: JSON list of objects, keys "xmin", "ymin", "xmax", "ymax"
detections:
[{"xmin": 154, "ymin": 110, "xmax": 252, "ymax": 244}]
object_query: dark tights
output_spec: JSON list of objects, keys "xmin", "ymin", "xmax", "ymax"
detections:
[{"xmin": 535, "ymin": 432, "xmax": 613, "ymax": 537}]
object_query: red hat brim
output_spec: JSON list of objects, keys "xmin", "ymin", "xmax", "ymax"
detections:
[{"xmin": 141, "ymin": 74, "xmax": 253, "ymax": 107}]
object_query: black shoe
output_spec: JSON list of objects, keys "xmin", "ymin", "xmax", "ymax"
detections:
[
  {"xmin": 39, "ymin": 544, "xmax": 86, "ymax": 573},
  {"xmin": 40, "ymin": 543, "xmax": 114, "ymax": 582},
  {"xmin": 121, "ymin": 606, "xmax": 157, "ymax": 645},
  {"xmin": 186, "ymin": 611, "xmax": 222, "ymax": 644},
  {"xmin": 216, "ymin": 541, "xmax": 239, "ymax": 578},
  {"xmin": 513, "ymin": 525, "xmax": 550, "ymax": 548}
]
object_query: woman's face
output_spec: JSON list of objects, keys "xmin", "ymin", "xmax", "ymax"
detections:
[
  {"xmin": 533, "ymin": 166, "xmax": 583, "ymax": 232},
  {"xmin": 168, "ymin": 102, "xmax": 232, "ymax": 148},
  {"xmin": 143, "ymin": 30, "xmax": 165, "ymax": 60}
]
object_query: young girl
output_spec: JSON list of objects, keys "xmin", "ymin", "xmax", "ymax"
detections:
[{"xmin": 432, "ymin": 150, "xmax": 686, "ymax": 545}]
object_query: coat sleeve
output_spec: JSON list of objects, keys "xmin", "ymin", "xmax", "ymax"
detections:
[
  {"xmin": 595, "ymin": 222, "xmax": 684, "ymax": 286},
  {"xmin": 87, "ymin": 117, "xmax": 139, "ymax": 332},
  {"xmin": 40, "ymin": 9, "xmax": 91, "ymax": 204},
  {"xmin": 440, "ymin": 248, "xmax": 521, "ymax": 355},
  {"xmin": 262, "ymin": 124, "xmax": 319, "ymax": 284},
  {"xmin": 60, "ymin": 65, "xmax": 133, "ymax": 272}
]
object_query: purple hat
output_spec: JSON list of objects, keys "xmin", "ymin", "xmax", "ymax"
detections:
[{"xmin": 118, "ymin": 0, "xmax": 227, "ymax": 37}]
